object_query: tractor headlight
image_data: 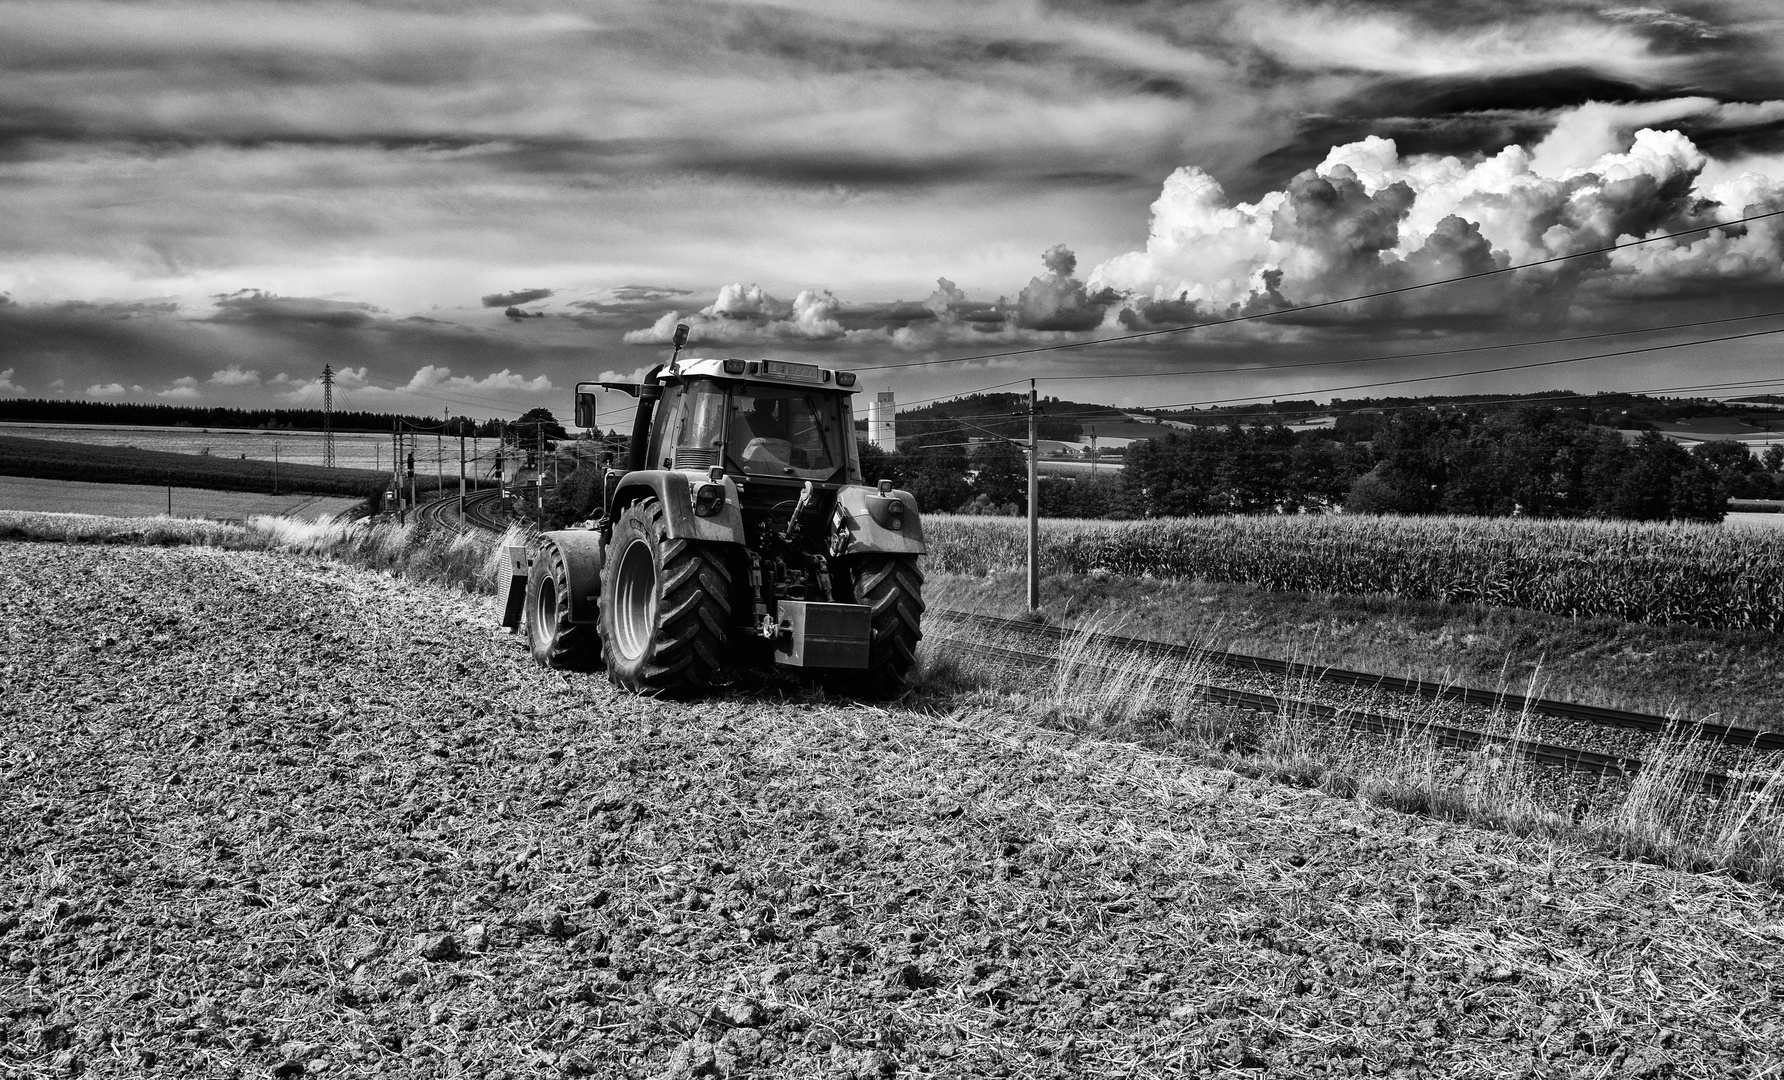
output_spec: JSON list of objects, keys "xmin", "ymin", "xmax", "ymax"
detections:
[
  {"xmin": 885, "ymin": 498, "xmax": 905, "ymax": 530},
  {"xmin": 694, "ymin": 483, "xmax": 726, "ymax": 517}
]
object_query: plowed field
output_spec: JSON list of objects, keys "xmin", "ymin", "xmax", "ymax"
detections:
[{"xmin": 3, "ymin": 543, "xmax": 1783, "ymax": 1078}]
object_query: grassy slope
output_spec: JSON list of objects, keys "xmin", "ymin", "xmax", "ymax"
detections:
[
  {"xmin": 0, "ymin": 433, "xmax": 462, "ymax": 497},
  {"xmin": 3, "ymin": 543, "xmax": 1781, "ymax": 1078},
  {"xmin": 932, "ymin": 570, "xmax": 1784, "ymax": 733}
]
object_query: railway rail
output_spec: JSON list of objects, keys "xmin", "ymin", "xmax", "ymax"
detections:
[
  {"xmin": 415, "ymin": 489, "xmax": 508, "ymax": 533},
  {"xmin": 928, "ymin": 610, "xmax": 1746, "ymax": 796},
  {"xmin": 931, "ymin": 608, "xmax": 1783, "ymax": 753}
]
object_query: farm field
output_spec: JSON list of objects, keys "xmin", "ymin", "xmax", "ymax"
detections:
[
  {"xmin": 924, "ymin": 512, "xmax": 1784, "ymax": 635},
  {"xmin": 0, "ymin": 434, "xmax": 469, "ymax": 500},
  {"xmin": 0, "ymin": 422, "xmax": 497, "ymax": 478},
  {"xmin": 0, "ymin": 475, "xmax": 362, "ymax": 520},
  {"xmin": 5, "ymin": 544, "xmax": 1784, "ymax": 1077}
]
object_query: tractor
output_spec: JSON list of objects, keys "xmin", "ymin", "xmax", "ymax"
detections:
[{"xmin": 496, "ymin": 329, "xmax": 925, "ymax": 698}]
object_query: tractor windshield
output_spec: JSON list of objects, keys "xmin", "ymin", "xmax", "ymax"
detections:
[{"xmin": 728, "ymin": 387, "xmax": 848, "ymax": 481}]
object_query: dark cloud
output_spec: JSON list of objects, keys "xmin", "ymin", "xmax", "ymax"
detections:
[
  {"xmin": 482, "ymin": 288, "xmax": 554, "ymax": 308},
  {"xmin": 503, "ymin": 306, "xmax": 545, "ymax": 320},
  {"xmin": 1015, "ymin": 245, "xmax": 1119, "ymax": 331},
  {"xmin": 207, "ymin": 291, "xmax": 382, "ymax": 329}
]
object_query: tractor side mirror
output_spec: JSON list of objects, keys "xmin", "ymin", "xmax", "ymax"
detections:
[{"xmin": 575, "ymin": 392, "xmax": 598, "ymax": 429}]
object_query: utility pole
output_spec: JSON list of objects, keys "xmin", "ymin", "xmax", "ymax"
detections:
[
  {"xmin": 406, "ymin": 445, "xmax": 416, "ymax": 519},
  {"xmin": 436, "ymin": 413, "xmax": 444, "ymax": 495},
  {"xmin": 1089, "ymin": 425, "xmax": 1097, "ymax": 477},
  {"xmin": 536, "ymin": 426, "xmax": 545, "ymax": 517},
  {"xmin": 273, "ymin": 442, "xmax": 279, "ymax": 496},
  {"xmin": 321, "ymin": 364, "xmax": 336, "ymax": 468},
  {"xmin": 166, "ymin": 475, "xmax": 172, "ymax": 517},
  {"xmin": 391, "ymin": 423, "xmax": 400, "ymax": 518},
  {"xmin": 458, "ymin": 423, "xmax": 467, "ymax": 522},
  {"xmin": 1026, "ymin": 380, "xmax": 1040, "ymax": 611}
]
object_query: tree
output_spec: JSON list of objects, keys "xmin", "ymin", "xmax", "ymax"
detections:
[
  {"xmin": 1763, "ymin": 444, "xmax": 1784, "ymax": 473},
  {"xmin": 969, "ymin": 439, "xmax": 1027, "ymax": 511},
  {"xmin": 511, "ymin": 408, "xmax": 569, "ymax": 453},
  {"xmin": 857, "ymin": 440, "xmax": 903, "ymax": 487},
  {"xmin": 1692, "ymin": 439, "xmax": 1756, "ymax": 478},
  {"xmin": 1599, "ymin": 432, "xmax": 1725, "ymax": 522},
  {"xmin": 903, "ymin": 441, "xmax": 970, "ymax": 513}
]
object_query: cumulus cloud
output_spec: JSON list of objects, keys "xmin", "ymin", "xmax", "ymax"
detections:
[
  {"xmin": 623, "ymin": 284, "xmax": 847, "ymax": 345},
  {"xmin": 86, "ymin": 383, "xmax": 126, "ymax": 396},
  {"xmin": 157, "ymin": 376, "xmax": 201, "ymax": 399},
  {"xmin": 1091, "ymin": 107, "xmax": 1784, "ymax": 332},
  {"xmin": 482, "ymin": 288, "xmax": 554, "ymax": 308},
  {"xmin": 622, "ymin": 251, "xmax": 1123, "ymax": 350},
  {"xmin": 0, "ymin": 368, "xmax": 23, "ymax": 394},
  {"xmin": 1014, "ymin": 244, "xmax": 1121, "ymax": 332},
  {"xmin": 209, "ymin": 365, "xmax": 260, "ymax": 386}
]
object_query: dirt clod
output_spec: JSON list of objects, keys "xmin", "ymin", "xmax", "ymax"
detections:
[{"xmin": 416, "ymin": 932, "xmax": 458, "ymax": 961}]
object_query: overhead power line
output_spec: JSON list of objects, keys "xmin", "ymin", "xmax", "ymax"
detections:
[{"xmin": 844, "ymin": 206, "xmax": 1784, "ymax": 375}]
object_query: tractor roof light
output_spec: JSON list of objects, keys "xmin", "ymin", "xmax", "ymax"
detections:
[
  {"xmin": 723, "ymin": 358, "xmax": 747, "ymax": 375},
  {"xmin": 835, "ymin": 370, "xmax": 857, "ymax": 387}
]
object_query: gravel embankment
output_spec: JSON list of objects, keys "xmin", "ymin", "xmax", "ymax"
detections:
[{"xmin": 3, "ymin": 543, "xmax": 1783, "ymax": 1078}]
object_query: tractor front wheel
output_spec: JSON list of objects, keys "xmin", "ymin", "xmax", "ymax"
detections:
[
  {"xmin": 523, "ymin": 540, "xmax": 602, "ymax": 670},
  {"xmin": 600, "ymin": 497, "xmax": 731, "ymax": 697},
  {"xmin": 851, "ymin": 554, "xmax": 924, "ymax": 697}
]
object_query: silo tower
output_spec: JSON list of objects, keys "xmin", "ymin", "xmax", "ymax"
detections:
[{"xmin": 869, "ymin": 391, "xmax": 897, "ymax": 451}]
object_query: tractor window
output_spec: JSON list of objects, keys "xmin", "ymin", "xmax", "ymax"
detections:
[
  {"xmin": 728, "ymin": 388, "xmax": 847, "ymax": 481},
  {"xmin": 682, "ymin": 385, "xmax": 728, "ymax": 450},
  {"xmin": 646, "ymin": 384, "xmax": 682, "ymax": 469}
]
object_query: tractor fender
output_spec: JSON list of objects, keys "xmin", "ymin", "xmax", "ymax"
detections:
[
  {"xmin": 537, "ymin": 530, "xmax": 608, "ymax": 625},
  {"xmin": 609, "ymin": 471, "xmax": 748, "ymax": 546},
  {"xmin": 833, "ymin": 485, "xmax": 926, "ymax": 555}
]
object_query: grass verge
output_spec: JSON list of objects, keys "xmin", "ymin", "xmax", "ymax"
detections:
[
  {"xmin": 916, "ymin": 621, "xmax": 1784, "ymax": 889},
  {"xmin": 0, "ymin": 509, "xmax": 521, "ymax": 596},
  {"xmin": 930, "ymin": 568, "xmax": 1784, "ymax": 734}
]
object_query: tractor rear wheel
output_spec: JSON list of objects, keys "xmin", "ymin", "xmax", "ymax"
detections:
[
  {"xmin": 523, "ymin": 540, "xmax": 602, "ymax": 670},
  {"xmin": 600, "ymin": 497, "xmax": 730, "ymax": 697},
  {"xmin": 852, "ymin": 554, "xmax": 924, "ymax": 697}
]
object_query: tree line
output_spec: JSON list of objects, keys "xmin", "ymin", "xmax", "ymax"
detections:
[
  {"xmin": 860, "ymin": 405, "xmax": 1784, "ymax": 523},
  {"xmin": 0, "ymin": 398, "xmax": 505, "ymax": 436}
]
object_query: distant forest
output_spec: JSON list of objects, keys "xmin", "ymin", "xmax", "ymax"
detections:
[
  {"xmin": 0, "ymin": 398, "xmax": 505, "ymax": 437},
  {"xmin": 856, "ymin": 404, "xmax": 1784, "ymax": 525}
]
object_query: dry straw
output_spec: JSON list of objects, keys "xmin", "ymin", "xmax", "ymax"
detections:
[{"xmin": 926, "ymin": 619, "xmax": 1784, "ymax": 889}]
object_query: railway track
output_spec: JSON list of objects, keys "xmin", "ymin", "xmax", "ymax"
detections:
[
  {"xmin": 931, "ymin": 608, "xmax": 1784, "ymax": 753},
  {"xmin": 927, "ymin": 610, "xmax": 1747, "ymax": 796},
  {"xmin": 415, "ymin": 489, "xmax": 508, "ymax": 533}
]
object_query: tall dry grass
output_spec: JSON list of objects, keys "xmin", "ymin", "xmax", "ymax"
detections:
[
  {"xmin": 0, "ymin": 508, "xmax": 523, "ymax": 596},
  {"xmin": 928, "ymin": 619, "xmax": 1784, "ymax": 888},
  {"xmin": 245, "ymin": 515, "xmax": 526, "ymax": 594},
  {"xmin": 0, "ymin": 509, "xmax": 258, "ymax": 547}
]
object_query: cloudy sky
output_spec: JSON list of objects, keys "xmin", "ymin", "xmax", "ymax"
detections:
[{"xmin": 4, "ymin": 0, "xmax": 1784, "ymax": 422}]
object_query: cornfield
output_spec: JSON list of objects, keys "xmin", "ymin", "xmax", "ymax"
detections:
[{"xmin": 923, "ymin": 513, "xmax": 1784, "ymax": 633}]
